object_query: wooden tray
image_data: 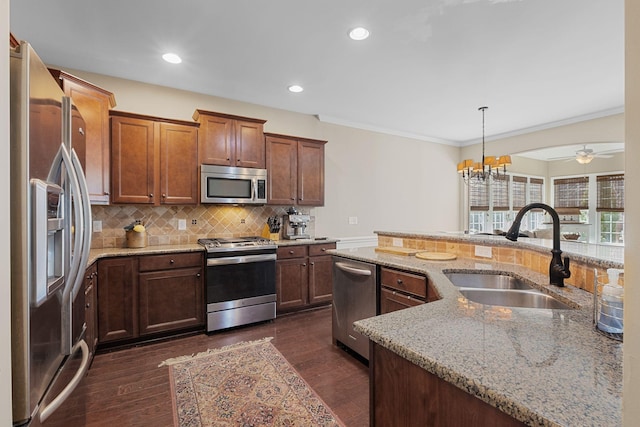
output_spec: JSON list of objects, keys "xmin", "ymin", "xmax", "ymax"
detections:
[
  {"xmin": 375, "ymin": 246, "xmax": 419, "ymax": 256},
  {"xmin": 415, "ymin": 251, "xmax": 457, "ymax": 261}
]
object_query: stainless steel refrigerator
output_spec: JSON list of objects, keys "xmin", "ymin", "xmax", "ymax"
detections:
[{"xmin": 10, "ymin": 41, "xmax": 93, "ymax": 427}]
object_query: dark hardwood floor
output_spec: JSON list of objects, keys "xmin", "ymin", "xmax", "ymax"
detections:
[{"xmin": 51, "ymin": 306, "xmax": 369, "ymax": 427}]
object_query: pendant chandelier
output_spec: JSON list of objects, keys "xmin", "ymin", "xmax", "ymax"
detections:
[{"xmin": 457, "ymin": 106, "xmax": 511, "ymax": 182}]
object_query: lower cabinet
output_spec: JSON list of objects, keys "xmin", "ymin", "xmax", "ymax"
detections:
[
  {"xmin": 276, "ymin": 242, "xmax": 336, "ymax": 313},
  {"xmin": 371, "ymin": 343, "xmax": 525, "ymax": 427},
  {"xmin": 379, "ymin": 267, "xmax": 439, "ymax": 314},
  {"xmin": 97, "ymin": 251, "xmax": 204, "ymax": 346}
]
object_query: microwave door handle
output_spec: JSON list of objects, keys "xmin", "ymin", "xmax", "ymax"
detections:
[{"xmin": 252, "ymin": 177, "xmax": 258, "ymax": 201}]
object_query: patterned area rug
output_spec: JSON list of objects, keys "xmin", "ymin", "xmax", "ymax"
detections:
[{"xmin": 159, "ymin": 337, "xmax": 346, "ymax": 427}]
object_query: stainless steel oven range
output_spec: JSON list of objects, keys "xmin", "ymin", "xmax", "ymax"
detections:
[{"xmin": 198, "ymin": 236, "xmax": 277, "ymax": 332}]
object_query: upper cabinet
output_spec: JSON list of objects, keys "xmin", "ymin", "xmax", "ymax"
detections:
[
  {"xmin": 49, "ymin": 69, "xmax": 116, "ymax": 204},
  {"xmin": 265, "ymin": 133, "xmax": 327, "ymax": 206},
  {"xmin": 110, "ymin": 111, "xmax": 199, "ymax": 205},
  {"xmin": 193, "ymin": 109, "xmax": 266, "ymax": 168},
  {"xmin": 10, "ymin": 33, "xmax": 19, "ymax": 48}
]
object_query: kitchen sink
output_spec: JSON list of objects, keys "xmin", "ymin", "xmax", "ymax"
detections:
[
  {"xmin": 445, "ymin": 271, "xmax": 573, "ymax": 309},
  {"xmin": 458, "ymin": 288, "xmax": 573, "ymax": 309},
  {"xmin": 445, "ymin": 272, "xmax": 533, "ymax": 290}
]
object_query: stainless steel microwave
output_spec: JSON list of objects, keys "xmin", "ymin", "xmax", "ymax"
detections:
[{"xmin": 200, "ymin": 165, "xmax": 267, "ymax": 204}]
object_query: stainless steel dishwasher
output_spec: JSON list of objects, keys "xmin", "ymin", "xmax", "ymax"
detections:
[{"xmin": 332, "ymin": 256, "xmax": 377, "ymax": 361}]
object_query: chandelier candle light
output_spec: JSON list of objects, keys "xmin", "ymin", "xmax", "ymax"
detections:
[{"xmin": 458, "ymin": 106, "xmax": 511, "ymax": 182}]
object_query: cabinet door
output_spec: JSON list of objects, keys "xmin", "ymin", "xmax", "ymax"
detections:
[
  {"xmin": 97, "ymin": 257, "xmax": 138, "ymax": 343},
  {"xmin": 198, "ymin": 114, "xmax": 233, "ymax": 166},
  {"xmin": 159, "ymin": 123, "xmax": 198, "ymax": 204},
  {"xmin": 138, "ymin": 267, "xmax": 204, "ymax": 336},
  {"xmin": 63, "ymin": 78, "xmax": 114, "ymax": 204},
  {"xmin": 84, "ymin": 263, "xmax": 98, "ymax": 360},
  {"xmin": 275, "ymin": 258, "xmax": 308, "ymax": 312},
  {"xmin": 297, "ymin": 140, "xmax": 325, "ymax": 206},
  {"xmin": 111, "ymin": 116, "xmax": 155, "ymax": 204},
  {"xmin": 235, "ymin": 119, "xmax": 265, "ymax": 168},
  {"xmin": 308, "ymin": 254, "xmax": 333, "ymax": 305},
  {"xmin": 266, "ymin": 135, "xmax": 297, "ymax": 205}
]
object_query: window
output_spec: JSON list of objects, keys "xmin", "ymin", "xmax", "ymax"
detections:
[{"xmin": 597, "ymin": 174, "xmax": 624, "ymax": 244}]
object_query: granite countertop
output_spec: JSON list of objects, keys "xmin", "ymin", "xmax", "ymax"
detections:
[
  {"xmin": 332, "ymin": 246, "xmax": 623, "ymax": 427},
  {"xmin": 273, "ymin": 238, "xmax": 339, "ymax": 247}
]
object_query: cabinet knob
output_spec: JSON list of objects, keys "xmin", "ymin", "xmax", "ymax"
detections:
[
  {"xmin": 397, "ymin": 279, "xmax": 403, "ymax": 285},
  {"xmin": 162, "ymin": 193, "xmax": 166, "ymax": 198},
  {"xmin": 310, "ymin": 262, "xmax": 315, "ymax": 266},
  {"xmin": 321, "ymin": 248, "xmax": 326, "ymax": 251},
  {"xmin": 289, "ymin": 250, "xmax": 294, "ymax": 254},
  {"xmin": 149, "ymin": 193, "xmax": 154, "ymax": 198},
  {"xmin": 86, "ymin": 303, "xmax": 90, "ymax": 308},
  {"xmin": 170, "ymin": 259, "xmax": 175, "ymax": 264},
  {"xmin": 104, "ymin": 191, "xmax": 110, "ymax": 195},
  {"xmin": 196, "ymin": 273, "xmax": 201, "ymax": 278},
  {"xmin": 302, "ymin": 263, "xmax": 307, "ymax": 267}
]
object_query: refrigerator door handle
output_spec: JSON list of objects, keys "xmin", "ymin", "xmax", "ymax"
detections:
[
  {"xmin": 38, "ymin": 339, "xmax": 90, "ymax": 423},
  {"xmin": 69, "ymin": 147, "xmax": 92, "ymax": 300}
]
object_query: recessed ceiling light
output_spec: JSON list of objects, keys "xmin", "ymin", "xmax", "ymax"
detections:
[
  {"xmin": 162, "ymin": 53, "xmax": 182, "ymax": 64},
  {"xmin": 349, "ymin": 27, "xmax": 370, "ymax": 41},
  {"xmin": 288, "ymin": 85, "xmax": 304, "ymax": 93}
]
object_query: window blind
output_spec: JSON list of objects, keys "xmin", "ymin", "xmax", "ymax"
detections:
[
  {"xmin": 530, "ymin": 178, "xmax": 544, "ymax": 204},
  {"xmin": 469, "ymin": 178, "xmax": 489, "ymax": 211},
  {"xmin": 492, "ymin": 175, "xmax": 509, "ymax": 211},
  {"xmin": 597, "ymin": 174, "xmax": 624, "ymax": 212},
  {"xmin": 512, "ymin": 176, "xmax": 527, "ymax": 209},
  {"xmin": 554, "ymin": 177, "xmax": 588, "ymax": 209}
]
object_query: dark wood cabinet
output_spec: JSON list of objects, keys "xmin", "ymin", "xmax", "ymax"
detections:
[
  {"xmin": 84, "ymin": 263, "xmax": 98, "ymax": 362},
  {"xmin": 265, "ymin": 133, "xmax": 327, "ymax": 206},
  {"xmin": 97, "ymin": 252, "xmax": 205, "ymax": 346},
  {"xmin": 371, "ymin": 343, "xmax": 525, "ymax": 427},
  {"xmin": 193, "ymin": 109, "xmax": 266, "ymax": 168},
  {"xmin": 379, "ymin": 267, "xmax": 439, "ymax": 314},
  {"xmin": 138, "ymin": 252, "xmax": 204, "ymax": 336},
  {"xmin": 97, "ymin": 257, "xmax": 138, "ymax": 343},
  {"xmin": 110, "ymin": 111, "xmax": 198, "ymax": 205},
  {"xmin": 276, "ymin": 243, "xmax": 336, "ymax": 313},
  {"xmin": 50, "ymin": 69, "xmax": 116, "ymax": 204}
]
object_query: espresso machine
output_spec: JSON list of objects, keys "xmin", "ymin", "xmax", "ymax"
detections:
[{"xmin": 283, "ymin": 207, "xmax": 311, "ymax": 240}]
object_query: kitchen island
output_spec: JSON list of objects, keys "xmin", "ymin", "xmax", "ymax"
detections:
[{"xmin": 333, "ymin": 232, "xmax": 623, "ymax": 426}]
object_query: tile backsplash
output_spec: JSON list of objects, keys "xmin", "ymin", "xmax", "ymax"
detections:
[{"xmin": 91, "ymin": 205, "xmax": 314, "ymax": 248}]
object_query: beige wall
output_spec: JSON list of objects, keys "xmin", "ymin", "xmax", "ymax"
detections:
[
  {"xmin": 3, "ymin": 0, "xmax": 14, "ymax": 422},
  {"xmin": 624, "ymin": 0, "xmax": 639, "ymax": 424},
  {"xmin": 62, "ymin": 68, "xmax": 462, "ymax": 238}
]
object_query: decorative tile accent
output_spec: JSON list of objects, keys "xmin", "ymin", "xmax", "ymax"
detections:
[{"xmin": 91, "ymin": 205, "xmax": 314, "ymax": 248}]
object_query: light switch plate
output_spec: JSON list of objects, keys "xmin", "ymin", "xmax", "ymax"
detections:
[
  {"xmin": 178, "ymin": 219, "xmax": 187, "ymax": 230},
  {"xmin": 348, "ymin": 216, "xmax": 358, "ymax": 225},
  {"xmin": 392, "ymin": 238, "xmax": 403, "ymax": 247},
  {"xmin": 93, "ymin": 220, "xmax": 102, "ymax": 232}
]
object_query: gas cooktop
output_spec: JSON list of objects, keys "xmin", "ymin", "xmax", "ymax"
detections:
[{"xmin": 197, "ymin": 236, "xmax": 276, "ymax": 252}]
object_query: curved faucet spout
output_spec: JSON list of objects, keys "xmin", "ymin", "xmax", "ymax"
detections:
[{"xmin": 505, "ymin": 203, "xmax": 571, "ymax": 287}]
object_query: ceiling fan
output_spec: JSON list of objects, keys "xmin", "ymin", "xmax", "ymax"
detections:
[{"xmin": 549, "ymin": 145, "xmax": 615, "ymax": 164}]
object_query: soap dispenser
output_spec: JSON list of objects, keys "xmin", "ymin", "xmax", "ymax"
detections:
[{"xmin": 594, "ymin": 268, "xmax": 624, "ymax": 337}]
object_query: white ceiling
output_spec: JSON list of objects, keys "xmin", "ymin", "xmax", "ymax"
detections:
[{"xmin": 9, "ymin": 0, "xmax": 624, "ymax": 145}]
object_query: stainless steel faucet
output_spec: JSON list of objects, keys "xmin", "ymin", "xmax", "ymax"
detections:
[{"xmin": 505, "ymin": 203, "xmax": 571, "ymax": 287}]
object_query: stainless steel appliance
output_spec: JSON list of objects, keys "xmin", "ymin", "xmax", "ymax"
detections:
[
  {"xmin": 200, "ymin": 165, "xmax": 267, "ymax": 204},
  {"xmin": 11, "ymin": 42, "xmax": 93, "ymax": 426},
  {"xmin": 332, "ymin": 257, "xmax": 377, "ymax": 361},
  {"xmin": 282, "ymin": 207, "xmax": 311, "ymax": 240},
  {"xmin": 198, "ymin": 236, "xmax": 277, "ymax": 332}
]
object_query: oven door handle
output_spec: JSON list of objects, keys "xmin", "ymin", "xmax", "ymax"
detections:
[{"xmin": 207, "ymin": 253, "xmax": 277, "ymax": 266}]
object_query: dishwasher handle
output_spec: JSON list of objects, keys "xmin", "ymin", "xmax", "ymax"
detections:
[{"xmin": 335, "ymin": 262, "xmax": 372, "ymax": 276}]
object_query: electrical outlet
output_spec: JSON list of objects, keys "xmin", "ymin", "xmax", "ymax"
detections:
[
  {"xmin": 392, "ymin": 238, "xmax": 403, "ymax": 247},
  {"xmin": 178, "ymin": 219, "xmax": 187, "ymax": 230},
  {"xmin": 348, "ymin": 216, "xmax": 358, "ymax": 225},
  {"xmin": 474, "ymin": 245, "xmax": 493, "ymax": 258},
  {"xmin": 240, "ymin": 218, "xmax": 245, "ymax": 224},
  {"xmin": 191, "ymin": 219, "xmax": 197, "ymax": 225},
  {"xmin": 93, "ymin": 220, "xmax": 102, "ymax": 232}
]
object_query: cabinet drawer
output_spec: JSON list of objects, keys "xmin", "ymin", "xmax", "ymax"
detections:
[
  {"xmin": 380, "ymin": 287, "xmax": 425, "ymax": 314},
  {"xmin": 309, "ymin": 242, "xmax": 336, "ymax": 257},
  {"xmin": 277, "ymin": 245, "xmax": 308, "ymax": 259},
  {"xmin": 138, "ymin": 252, "xmax": 203, "ymax": 272},
  {"xmin": 380, "ymin": 267, "xmax": 427, "ymax": 299}
]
